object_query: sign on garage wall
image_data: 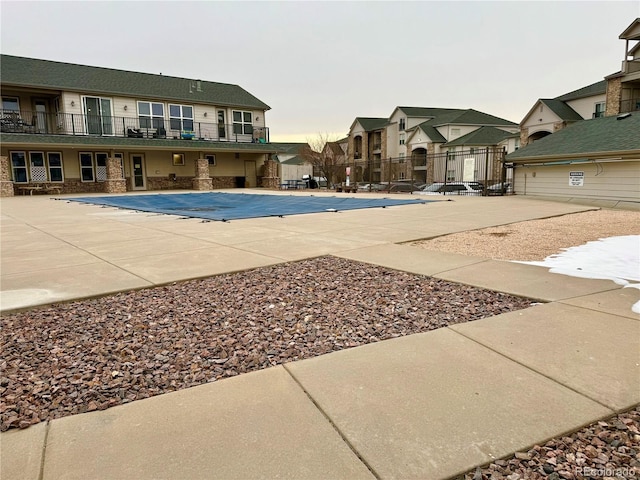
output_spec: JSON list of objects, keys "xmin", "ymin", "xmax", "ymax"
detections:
[{"xmin": 569, "ymin": 171, "xmax": 584, "ymax": 186}]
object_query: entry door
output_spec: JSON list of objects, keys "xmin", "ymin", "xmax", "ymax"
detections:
[
  {"xmin": 244, "ymin": 160, "xmax": 256, "ymax": 188},
  {"xmin": 131, "ymin": 154, "xmax": 146, "ymax": 190}
]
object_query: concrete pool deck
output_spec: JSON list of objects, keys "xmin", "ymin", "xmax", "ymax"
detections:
[{"xmin": 1, "ymin": 190, "xmax": 638, "ymax": 479}]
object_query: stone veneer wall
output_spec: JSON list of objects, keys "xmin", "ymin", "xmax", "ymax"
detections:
[
  {"xmin": 520, "ymin": 127, "xmax": 529, "ymax": 148},
  {"xmin": 605, "ymin": 77, "xmax": 622, "ymax": 116},
  {"xmin": 146, "ymin": 177, "xmax": 193, "ymax": 190},
  {"xmin": 104, "ymin": 157, "xmax": 127, "ymax": 193},
  {"xmin": 192, "ymin": 158, "xmax": 212, "ymax": 190},
  {"xmin": 0, "ymin": 156, "xmax": 13, "ymax": 197},
  {"xmin": 261, "ymin": 158, "xmax": 280, "ymax": 189},
  {"xmin": 553, "ymin": 121, "xmax": 567, "ymax": 132},
  {"xmin": 426, "ymin": 144, "xmax": 436, "ymax": 184}
]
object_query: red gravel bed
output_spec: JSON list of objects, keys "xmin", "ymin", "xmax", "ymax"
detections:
[
  {"xmin": 460, "ymin": 408, "xmax": 640, "ymax": 480},
  {"xmin": 1, "ymin": 256, "xmax": 532, "ymax": 431}
]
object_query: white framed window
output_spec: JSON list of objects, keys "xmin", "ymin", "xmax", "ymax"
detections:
[
  {"xmin": 2, "ymin": 96, "xmax": 19, "ymax": 113},
  {"xmin": 169, "ymin": 104, "xmax": 193, "ymax": 131},
  {"xmin": 83, "ymin": 96, "xmax": 113, "ymax": 135},
  {"xmin": 399, "ymin": 118, "xmax": 405, "ymax": 130},
  {"xmin": 446, "ymin": 169, "xmax": 456, "ymax": 182},
  {"xmin": 95, "ymin": 152, "xmax": 109, "ymax": 181},
  {"xmin": 10, "ymin": 151, "xmax": 27, "ymax": 183},
  {"xmin": 399, "ymin": 133, "xmax": 405, "ymax": 145},
  {"xmin": 205, "ymin": 154, "xmax": 216, "ymax": 166},
  {"xmin": 79, "ymin": 152, "xmax": 95, "ymax": 182},
  {"xmin": 232, "ymin": 110, "xmax": 253, "ymax": 135},
  {"xmin": 594, "ymin": 102, "xmax": 605, "ymax": 118},
  {"xmin": 399, "ymin": 171, "xmax": 406, "ymax": 180},
  {"xmin": 29, "ymin": 152, "xmax": 48, "ymax": 182},
  {"xmin": 47, "ymin": 152, "xmax": 64, "ymax": 182},
  {"xmin": 399, "ymin": 152, "xmax": 405, "ymax": 163},
  {"xmin": 138, "ymin": 101, "xmax": 165, "ymax": 129}
]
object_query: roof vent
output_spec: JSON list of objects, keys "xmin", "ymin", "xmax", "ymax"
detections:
[{"xmin": 616, "ymin": 113, "xmax": 632, "ymax": 120}]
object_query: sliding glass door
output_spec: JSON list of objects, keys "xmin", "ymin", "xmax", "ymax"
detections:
[{"xmin": 83, "ymin": 96, "xmax": 113, "ymax": 135}]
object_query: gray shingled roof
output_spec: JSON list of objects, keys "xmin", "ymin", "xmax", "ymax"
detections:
[
  {"xmin": 270, "ymin": 142, "xmax": 309, "ymax": 154},
  {"xmin": 398, "ymin": 107, "xmax": 516, "ymax": 126},
  {"xmin": 414, "ymin": 123, "xmax": 447, "ymax": 143},
  {"xmin": 554, "ymin": 80, "xmax": 607, "ymax": 102},
  {"xmin": 356, "ymin": 117, "xmax": 389, "ymax": 131},
  {"xmin": 506, "ymin": 113, "xmax": 640, "ymax": 161},
  {"xmin": 539, "ymin": 99, "xmax": 584, "ymax": 122},
  {"xmin": 0, "ymin": 133, "xmax": 277, "ymax": 152},
  {"xmin": 444, "ymin": 126, "xmax": 514, "ymax": 147},
  {"xmin": 0, "ymin": 55, "xmax": 270, "ymax": 110}
]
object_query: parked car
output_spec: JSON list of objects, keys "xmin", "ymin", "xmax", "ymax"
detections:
[
  {"xmin": 417, "ymin": 182, "xmax": 483, "ymax": 196},
  {"xmin": 486, "ymin": 182, "xmax": 511, "ymax": 195}
]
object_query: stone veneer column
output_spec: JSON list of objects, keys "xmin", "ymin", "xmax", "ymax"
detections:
[
  {"xmin": 192, "ymin": 157, "xmax": 213, "ymax": 190},
  {"xmin": 426, "ymin": 144, "xmax": 435, "ymax": 184},
  {"xmin": 605, "ymin": 77, "xmax": 622, "ymax": 117},
  {"xmin": 104, "ymin": 157, "xmax": 127, "ymax": 193},
  {"xmin": 0, "ymin": 155, "xmax": 14, "ymax": 197},
  {"xmin": 520, "ymin": 127, "xmax": 529, "ymax": 148},
  {"xmin": 261, "ymin": 158, "xmax": 280, "ymax": 189}
]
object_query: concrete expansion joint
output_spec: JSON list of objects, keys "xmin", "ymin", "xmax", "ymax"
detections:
[
  {"xmin": 37, "ymin": 420, "xmax": 51, "ymax": 480},
  {"xmin": 446, "ymin": 323, "xmax": 618, "ymax": 414},
  {"xmin": 281, "ymin": 363, "xmax": 382, "ymax": 480}
]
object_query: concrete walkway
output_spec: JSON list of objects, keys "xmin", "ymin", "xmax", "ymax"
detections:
[{"xmin": 1, "ymin": 191, "xmax": 638, "ymax": 479}]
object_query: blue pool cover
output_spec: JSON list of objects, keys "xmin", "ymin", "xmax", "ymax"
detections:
[{"xmin": 68, "ymin": 192, "xmax": 431, "ymax": 221}]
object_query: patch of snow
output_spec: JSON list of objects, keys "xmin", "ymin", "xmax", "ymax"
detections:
[{"xmin": 517, "ymin": 235, "xmax": 640, "ymax": 314}]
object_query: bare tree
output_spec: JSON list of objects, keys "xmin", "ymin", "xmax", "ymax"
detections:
[{"xmin": 301, "ymin": 133, "xmax": 347, "ymax": 188}]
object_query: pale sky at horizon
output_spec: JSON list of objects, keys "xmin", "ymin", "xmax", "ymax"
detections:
[{"xmin": 2, "ymin": 1, "xmax": 639, "ymax": 143}]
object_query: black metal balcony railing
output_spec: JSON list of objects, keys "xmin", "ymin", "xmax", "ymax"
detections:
[
  {"xmin": 0, "ymin": 110, "xmax": 269, "ymax": 144},
  {"xmin": 619, "ymin": 98, "xmax": 640, "ymax": 114}
]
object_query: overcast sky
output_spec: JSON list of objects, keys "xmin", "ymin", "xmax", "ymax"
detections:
[{"xmin": 2, "ymin": 1, "xmax": 639, "ymax": 143}]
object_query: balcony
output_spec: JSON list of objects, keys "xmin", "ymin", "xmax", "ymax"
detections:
[
  {"xmin": 619, "ymin": 98, "xmax": 640, "ymax": 114},
  {"xmin": 0, "ymin": 110, "xmax": 269, "ymax": 144}
]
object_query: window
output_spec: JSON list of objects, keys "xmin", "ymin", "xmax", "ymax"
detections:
[
  {"xmin": 232, "ymin": 111, "xmax": 253, "ymax": 135},
  {"xmin": 48, "ymin": 153, "xmax": 64, "ymax": 182},
  {"xmin": 218, "ymin": 110, "xmax": 226, "ymax": 139},
  {"xmin": 138, "ymin": 102, "xmax": 165, "ymax": 129},
  {"xmin": 446, "ymin": 169, "xmax": 456, "ymax": 182},
  {"xmin": 399, "ymin": 118, "xmax": 405, "ymax": 131},
  {"xmin": 96, "ymin": 152, "xmax": 108, "ymax": 181},
  {"xmin": 205, "ymin": 154, "xmax": 216, "ymax": 166},
  {"xmin": 515, "ymin": 138, "xmax": 520, "ymax": 151},
  {"xmin": 79, "ymin": 152, "xmax": 95, "ymax": 182},
  {"xmin": 2, "ymin": 97, "xmax": 19, "ymax": 113},
  {"xmin": 29, "ymin": 152, "xmax": 47, "ymax": 182},
  {"xmin": 594, "ymin": 102, "xmax": 605, "ymax": 118},
  {"xmin": 173, "ymin": 153, "xmax": 185, "ymax": 166},
  {"xmin": 399, "ymin": 133, "xmax": 405, "ymax": 145},
  {"xmin": 11, "ymin": 151, "xmax": 27, "ymax": 183},
  {"xmin": 169, "ymin": 104, "xmax": 193, "ymax": 131},
  {"xmin": 399, "ymin": 171, "xmax": 406, "ymax": 180},
  {"xmin": 399, "ymin": 152, "xmax": 405, "ymax": 163},
  {"xmin": 83, "ymin": 96, "xmax": 113, "ymax": 135}
]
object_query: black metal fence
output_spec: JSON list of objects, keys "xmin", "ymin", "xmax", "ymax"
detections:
[
  {"xmin": 0, "ymin": 109, "xmax": 269, "ymax": 144},
  {"xmin": 315, "ymin": 147, "xmax": 512, "ymax": 196}
]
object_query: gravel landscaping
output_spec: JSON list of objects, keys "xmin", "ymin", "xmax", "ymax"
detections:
[
  {"xmin": 460, "ymin": 407, "xmax": 639, "ymax": 480},
  {"xmin": 0, "ymin": 256, "xmax": 532, "ymax": 432}
]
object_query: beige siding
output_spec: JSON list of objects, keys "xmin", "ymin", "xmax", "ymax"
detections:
[
  {"xmin": 513, "ymin": 160, "xmax": 640, "ymax": 202},
  {"xmin": 565, "ymin": 94, "xmax": 606, "ymax": 120}
]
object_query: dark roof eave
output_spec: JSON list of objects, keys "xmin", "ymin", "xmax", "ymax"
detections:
[
  {"xmin": 508, "ymin": 149, "xmax": 640, "ymax": 163},
  {"xmin": 0, "ymin": 134, "xmax": 277, "ymax": 152},
  {"xmin": 2, "ymin": 82, "xmax": 271, "ymax": 111}
]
